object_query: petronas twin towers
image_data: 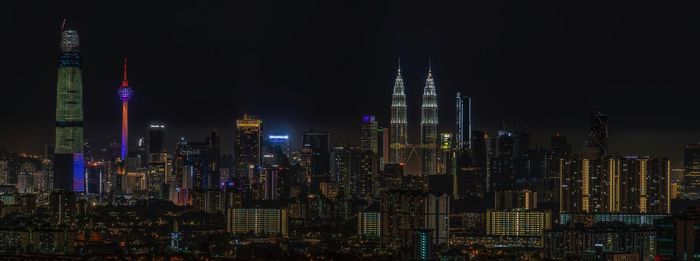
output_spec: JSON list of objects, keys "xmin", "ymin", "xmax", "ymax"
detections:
[{"xmin": 389, "ymin": 61, "xmax": 439, "ymax": 176}]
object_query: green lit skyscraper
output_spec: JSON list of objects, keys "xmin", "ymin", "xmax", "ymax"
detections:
[
  {"xmin": 55, "ymin": 27, "xmax": 83, "ymax": 155},
  {"xmin": 54, "ymin": 24, "xmax": 84, "ymax": 192}
]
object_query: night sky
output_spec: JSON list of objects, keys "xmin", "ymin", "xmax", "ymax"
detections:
[{"xmin": 5, "ymin": 1, "xmax": 700, "ymax": 161}]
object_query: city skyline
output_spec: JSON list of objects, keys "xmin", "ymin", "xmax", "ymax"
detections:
[
  {"xmin": 4, "ymin": 2, "xmax": 700, "ymax": 260},
  {"xmin": 5, "ymin": 1, "xmax": 700, "ymax": 161}
]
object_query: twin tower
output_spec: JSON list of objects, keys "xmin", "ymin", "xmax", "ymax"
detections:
[{"xmin": 389, "ymin": 61, "xmax": 439, "ymax": 176}]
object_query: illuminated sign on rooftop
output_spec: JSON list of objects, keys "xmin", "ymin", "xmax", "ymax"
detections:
[{"xmin": 269, "ymin": 135, "xmax": 289, "ymax": 140}]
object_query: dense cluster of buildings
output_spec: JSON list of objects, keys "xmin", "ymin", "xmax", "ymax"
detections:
[{"xmin": 2, "ymin": 22, "xmax": 700, "ymax": 260}]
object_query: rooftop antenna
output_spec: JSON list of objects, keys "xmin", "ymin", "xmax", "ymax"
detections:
[
  {"xmin": 398, "ymin": 58, "xmax": 401, "ymax": 73},
  {"xmin": 428, "ymin": 57, "xmax": 432, "ymax": 73}
]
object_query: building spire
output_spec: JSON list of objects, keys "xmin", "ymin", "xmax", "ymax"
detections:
[
  {"xmin": 121, "ymin": 57, "xmax": 129, "ymax": 87},
  {"xmin": 398, "ymin": 58, "xmax": 401, "ymax": 73},
  {"xmin": 428, "ymin": 58, "xmax": 433, "ymax": 79}
]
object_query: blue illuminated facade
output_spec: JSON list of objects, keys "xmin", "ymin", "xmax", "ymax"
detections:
[
  {"xmin": 73, "ymin": 153, "xmax": 85, "ymax": 192},
  {"xmin": 268, "ymin": 135, "xmax": 290, "ymax": 157}
]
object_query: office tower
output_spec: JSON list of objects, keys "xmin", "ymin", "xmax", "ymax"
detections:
[
  {"xmin": 378, "ymin": 127, "xmax": 389, "ymax": 166},
  {"xmin": 360, "ymin": 115, "xmax": 379, "ymax": 154},
  {"xmin": 302, "ymin": 129, "xmax": 331, "ymax": 191},
  {"xmin": 118, "ymin": 58, "xmax": 133, "ymax": 160},
  {"xmin": 147, "ymin": 123, "xmax": 166, "ymax": 155},
  {"xmin": 171, "ymin": 138, "xmax": 188, "ymax": 205},
  {"xmin": 587, "ymin": 112, "xmax": 608, "ymax": 157},
  {"xmin": 205, "ymin": 131, "xmax": 221, "ymax": 189},
  {"xmin": 226, "ymin": 208, "xmax": 288, "ymax": 237},
  {"xmin": 461, "ymin": 130, "xmax": 488, "ymax": 197},
  {"xmin": 421, "ymin": 65, "xmax": 439, "ymax": 176},
  {"xmin": 86, "ymin": 161, "xmax": 106, "ymax": 197},
  {"xmin": 490, "ymin": 130, "xmax": 529, "ymax": 190},
  {"xmin": 186, "ymin": 131, "xmax": 220, "ymax": 190},
  {"xmin": 54, "ymin": 25, "xmax": 84, "ymax": 192},
  {"xmin": 267, "ymin": 135, "xmax": 290, "ymax": 158},
  {"xmin": 684, "ymin": 144, "xmax": 700, "ymax": 199},
  {"xmin": 495, "ymin": 130, "xmax": 529, "ymax": 158},
  {"xmin": 381, "ymin": 164, "xmax": 404, "ymax": 191},
  {"xmin": 261, "ymin": 167, "xmax": 279, "ymax": 200},
  {"xmin": 438, "ymin": 133, "xmax": 455, "ymax": 175},
  {"xmin": 147, "ymin": 152, "xmax": 169, "ymax": 199},
  {"xmin": 144, "ymin": 124, "xmax": 168, "ymax": 198},
  {"xmin": 234, "ymin": 114, "xmax": 262, "ymax": 178},
  {"xmin": 390, "ymin": 62, "xmax": 408, "ymax": 164},
  {"xmin": 136, "ymin": 137, "xmax": 147, "ymax": 168},
  {"xmin": 455, "ymin": 92, "xmax": 471, "ymax": 150},
  {"xmin": 331, "ymin": 146, "xmax": 359, "ymax": 198},
  {"xmin": 55, "ymin": 26, "xmax": 83, "ymax": 158}
]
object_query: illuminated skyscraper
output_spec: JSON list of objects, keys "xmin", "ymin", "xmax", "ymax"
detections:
[
  {"xmin": 267, "ymin": 135, "xmax": 290, "ymax": 158},
  {"xmin": 55, "ymin": 27, "xmax": 83, "ymax": 156},
  {"xmin": 390, "ymin": 61, "xmax": 408, "ymax": 164},
  {"xmin": 455, "ymin": 92, "xmax": 471, "ymax": 150},
  {"xmin": 438, "ymin": 133, "xmax": 455, "ymax": 175},
  {"xmin": 360, "ymin": 115, "xmax": 378, "ymax": 154},
  {"xmin": 234, "ymin": 114, "xmax": 262, "ymax": 177},
  {"xmin": 54, "ymin": 24, "xmax": 85, "ymax": 192},
  {"xmin": 147, "ymin": 123, "xmax": 166, "ymax": 155},
  {"xmin": 421, "ymin": 64, "xmax": 439, "ymax": 176},
  {"xmin": 118, "ymin": 58, "xmax": 133, "ymax": 160}
]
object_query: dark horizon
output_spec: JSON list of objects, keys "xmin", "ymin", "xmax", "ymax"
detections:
[{"xmin": 6, "ymin": 1, "xmax": 700, "ymax": 161}]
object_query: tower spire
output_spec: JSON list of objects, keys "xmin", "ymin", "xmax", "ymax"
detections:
[
  {"xmin": 428, "ymin": 58, "xmax": 433, "ymax": 79},
  {"xmin": 121, "ymin": 57, "xmax": 129, "ymax": 87},
  {"xmin": 398, "ymin": 58, "xmax": 401, "ymax": 73}
]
